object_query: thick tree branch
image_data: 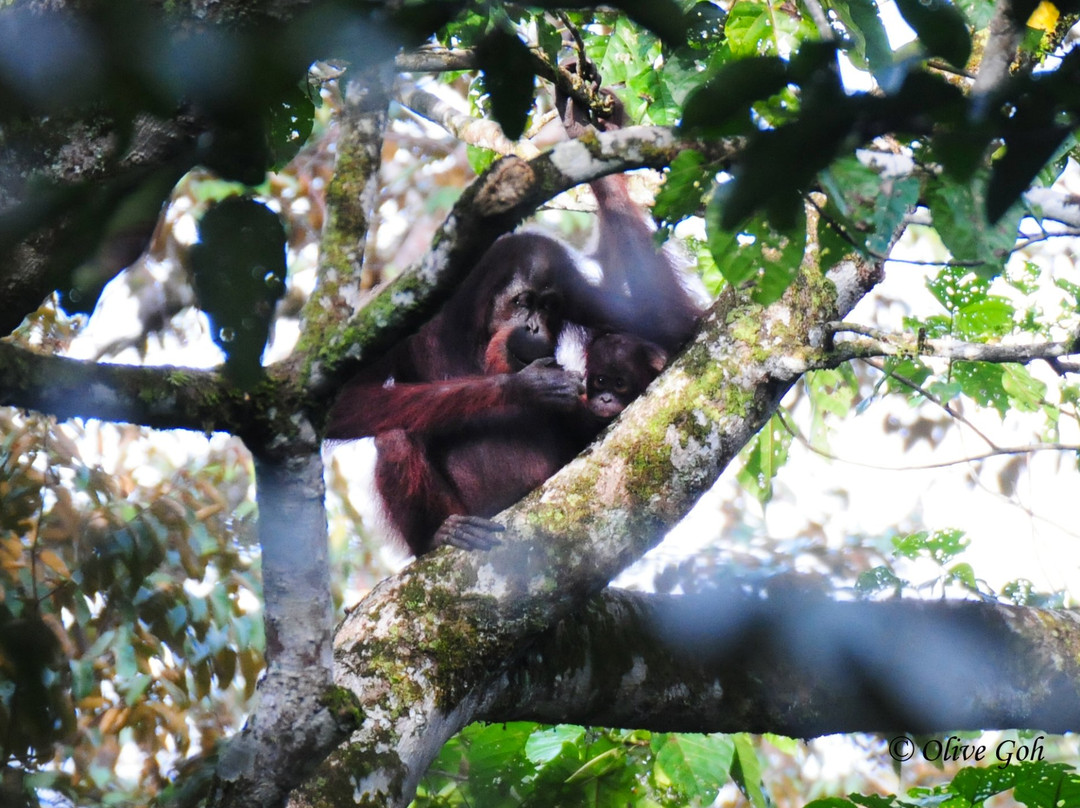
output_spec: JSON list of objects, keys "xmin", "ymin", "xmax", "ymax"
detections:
[
  {"xmin": 0, "ymin": 113, "xmax": 200, "ymax": 337},
  {"xmin": 483, "ymin": 588, "xmax": 1080, "ymax": 735},
  {"xmin": 0, "ymin": 343, "xmax": 237, "ymax": 430},
  {"xmin": 210, "ymin": 454, "xmax": 353, "ymax": 808},
  {"xmin": 301, "ymin": 66, "xmax": 393, "ymax": 348},
  {"xmin": 0, "ymin": 342, "xmax": 326, "ymax": 460},
  {"xmin": 394, "ymin": 48, "xmax": 477, "ymax": 72}
]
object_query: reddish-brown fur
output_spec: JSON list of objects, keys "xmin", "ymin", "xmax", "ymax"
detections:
[{"xmin": 329, "ymin": 86, "xmax": 704, "ymax": 556}]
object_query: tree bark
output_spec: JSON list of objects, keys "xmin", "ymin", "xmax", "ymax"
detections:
[{"xmin": 483, "ymin": 588, "xmax": 1080, "ymax": 736}]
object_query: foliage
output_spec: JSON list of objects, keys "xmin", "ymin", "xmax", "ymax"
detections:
[
  {"xmin": 0, "ymin": 408, "xmax": 262, "ymax": 805},
  {"xmin": 807, "ymin": 759, "xmax": 1080, "ymax": 808},
  {"xmin": 415, "ymin": 723, "xmax": 748, "ymax": 807}
]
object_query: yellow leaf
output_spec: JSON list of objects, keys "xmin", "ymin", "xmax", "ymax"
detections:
[
  {"xmin": 1028, "ymin": 1, "xmax": 1059, "ymax": 31},
  {"xmin": 0, "ymin": 536, "xmax": 25, "ymax": 566},
  {"xmin": 99, "ymin": 706, "xmax": 129, "ymax": 735},
  {"xmin": 38, "ymin": 549, "xmax": 71, "ymax": 578}
]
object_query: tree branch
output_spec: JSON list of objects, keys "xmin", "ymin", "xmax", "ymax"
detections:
[
  {"xmin": 211, "ymin": 455, "xmax": 352, "ymax": 808},
  {"xmin": 394, "ymin": 48, "xmax": 477, "ymax": 72},
  {"xmin": 819, "ymin": 321, "xmax": 1080, "ymax": 365},
  {"xmin": 0, "ymin": 343, "xmax": 236, "ymax": 430},
  {"xmin": 483, "ymin": 588, "xmax": 1080, "ymax": 735},
  {"xmin": 300, "ymin": 65, "xmax": 393, "ymax": 349},
  {"xmin": 396, "ymin": 82, "xmax": 543, "ymax": 157}
]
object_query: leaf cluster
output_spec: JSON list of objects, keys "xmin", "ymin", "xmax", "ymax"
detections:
[
  {"xmin": 0, "ymin": 415, "xmax": 262, "ymax": 806},
  {"xmin": 808, "ymin": 759, "xmax": 1080, "ymax": 808},
  {"xmin": 415, "ymin": 722, "xmax": 773, "ymax": 808}
]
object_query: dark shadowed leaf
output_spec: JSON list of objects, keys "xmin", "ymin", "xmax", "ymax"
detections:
[
  {"xmin": 719, "ymin": 110, "xmax": 850, "ymax": 230},
  {"xmin": 475, "ymin": 28, "xmax": 536, "ymax": 141},
  {"xmin": 988, "ymin": 124, "xmax": 1071, "ymax": 223},
  {"xmin": 685, "ymin": 0, "xmax": 727, "ymax": 47},
  {"xmin": 267, "ymin": 82, "xmax": 316, "ymax": 170},
  {"xmin": 893, "ymin": 0, "xmax": 971, "ymax": 68},
  {"xmin": 189, "ymin": 197, "xmax": 287, "ymax": 388},
  {"xmin": 680, "ymin": 56, "xmax": 788, "ymax": 135}
]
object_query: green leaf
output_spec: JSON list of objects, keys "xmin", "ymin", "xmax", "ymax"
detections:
[
  {"xmin": 893, "ymin": 0, "xmax": 972, "ymax": 67},
  {"xmin": 953, "ymin": 296, "xmax": 1015, "ymax": 339},
  {"xmin": 526, "ymin": 725, "xmax": 586, "ymax": 764},
  {"xmin": 465, "ymin": 144, "xmax": 500, "ymax": 176},
  {"xmin": 927, "ymin": 176, "xmax": 1023, "ymax": 276},
  {"xmin": 855, "ymin": 566, "xmax": 906, "ymax": 597},
  {"xmin": 627, "ymin": 61, "xmax": 685, "ymax": 126},
  {"xmin": 946, "ymin": 561, "xmax": 978, "ymax": 590},
  {"xmin": 535, "ymin": 14, "xmax": 563, "ymax": 66},
  {"xmin": 590, "ymin": 14, "xmax": 645, "ymax": 87},
  {"xmin": 654, "ymin": 150, "xmax": 709, "ymax": 225},
  {"xmin": 807, "ymin": 367, "xmax": 858, "ymax": 444},
  {"xmin": 731, "ymin": 734, "xmax": 769, "ymax": 808},
  {"xmin": 565, "ymin": 746, "xmax": 625, "ymax": 783},
  {"xmin": 952, "ymin": 0, "xmax": 998, "ymax": 29},
  {"xmin": 680, "ymin": 56, "xmax": 788, "ymax": 135},
  {"xmin": 952, "ymin": 361, "xmax": 1010, "ymax": 417},
  {"xmin": 737, "ymin": 414, "xmax": 792, "ymax": 502},
  {"xmin": 1013, "ymin": 761, "xmax": 1080, "ymax": 805},
  {"xmin": 820, "ymin": 158, "xmax": 921, "ymax": 258},
  {"xmin": 892, "ymin": 528, "xmax": 969, "ymax": 565},
  {"xmin": 456, "ymin": 723, "xmax": 536, "ymax": 802},
  {"xmin": 1001, "ymin": 364, "xmax": 1046, "ymax": 412},
  {"xmin": 653, "ymin": 733, "xmax": 734, "ymax": 802},
  {"xmin": 706, "ymin": 200, "xmax": 807, "ymax": 304},
  {"xmin": 1035, "ymin": 132, "xmax": 1078, "ymax": 188},
  {"xmin": 927, "ymin": 263, "xmax": 991, "ymax": 313},
  {"xmin": 724, "ymin": 1, "xmax": 776, "ymax": 57},
  {"xmin": 828, "ymin": 0, "xmax": 894, "ymax": 77},
  {"xmin": 947, "ymin": 760, "xmax": 1020, "ymax": 799},
  {"xmin": 124, "ymin": 672, "xmax": 153, "ymax": 706}
]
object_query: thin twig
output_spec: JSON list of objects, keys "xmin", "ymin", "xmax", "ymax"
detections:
[
  {"xmin": 823, "ymin": 321, "xmax": 1080, "ymax": 365},
  {"xmin": 776, "ymin": 408, "xmax": 1078, "ymax": 472},
  {"xmin": 860, "ymin": 357, "xmax": 998, "ymax": 449}
]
